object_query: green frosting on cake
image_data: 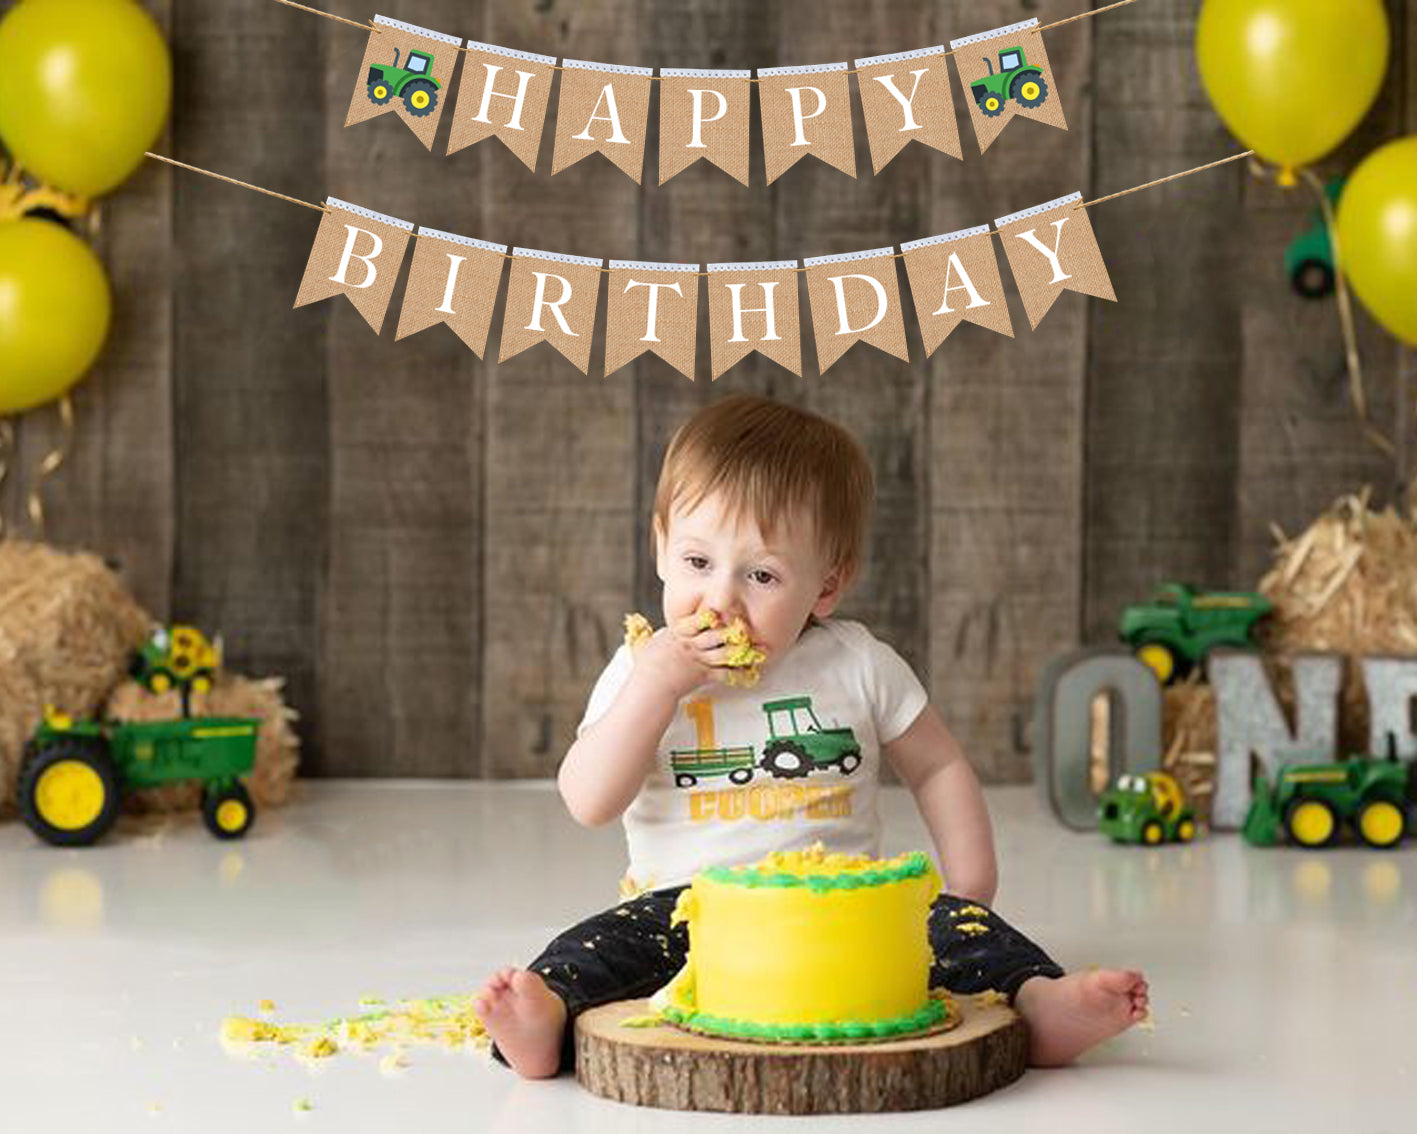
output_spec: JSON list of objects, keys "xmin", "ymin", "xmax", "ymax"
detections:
[
  {"xmin": 661, "ymin": 995, "xmax": 948, "ymax": 1043},
  {"xmin": 701, "ymin": 850, "xmax": 933, "ymax": 891}
]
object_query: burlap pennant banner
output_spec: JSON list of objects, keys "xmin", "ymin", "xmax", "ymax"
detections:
[
  {"xmin": 395, "ymin": 229, "xmax": 508, "ymax": 357},
  {"xmin": 950, "ymin": 19, "xmax": 1067, "ymax": 155},
  {"xmin": 499, "ymin": 248, "xmax": 603, "ymax": 373},
  {"xmin": 802, "ymin": 248, "xmax": 909, "ymax": 373},
  {"xmin": 551, "ymin": 59, "xmax": 654, "ymax": 183},
  {"xmin": 706, "ymin": 261, "xmax": 802, "ymax": 380},
  {"xmin": 447, "ymin": 41, "xmax": 557, "ymax": 170},
  {"xmin": 995, "ymin": 192, "xmax": 1115, "ymax": 330},
  {"xmin": 901, "ymin": 226, "xmax": 1013, "ymax": 355},
  {"xmin": 604, "ymin": 260, "xmax": 700, "ymax": 380},
  {"xmin": 345, "ymin": 16, "xmax": 462, "ymax": 152},
  {"xmin": 757, "ymin": 63, "xmax": 856, "ymax": 185},
  {"xmin": 853, "ymin": 47, "xmax": 961, "ymax": 174},
  {"xmin": 294, "ymin": 198, "xmax": 414, "ymax": 335},
  {"xmin": 658, "ymin": 69, "xmax": 752, "ymax": 186}
]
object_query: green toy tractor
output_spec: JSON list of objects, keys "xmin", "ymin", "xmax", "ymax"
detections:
[
  {"xmin": 969, "ymin": 45, "xmax": 1049, "ymax": 117},
  {"xmin": 366, "ymin": 47, "xmax": 441, "ymax": 117},
  {"xmin": 1243, "ymin": 744, "xmax": 1413, "ymax": 849},
  {"xmin": 19, "ymin": 705, "xmax": 260, "ymax": 847},
  {"xmin": 1284, "ymin": 178, "xmax": 1345, "ymax": 299},
  {"xmin": 1119, "ymin": 582, "xmax": 1272, "ymax": 685},
  {"xmin": 758, "ymin": 696, "xmax": 861, "ymax": 779},
  {"xmin": 1098, "ymin": 771, "xmax": 1198, "ymax": 845}
]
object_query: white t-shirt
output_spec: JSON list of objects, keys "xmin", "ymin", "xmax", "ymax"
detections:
[{"xmin": 576, "ymin": 618, "xmax": 929, "ymax": 890}]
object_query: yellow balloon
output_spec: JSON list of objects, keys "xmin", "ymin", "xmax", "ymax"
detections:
[
  {"xmin": 1337, "ymin": 136, "xmax": 1417, "ymax": 347},
  {"xmin": 0, "ymin": 0, "xmax": 172, "ymax": 198},
  {"xmin": 0, "ymin": 219, "xmax": 112, "ymax": 415},
  {"xmin": 1197, "ymin": 0, "xmax": 1389, "ymax": 180}
]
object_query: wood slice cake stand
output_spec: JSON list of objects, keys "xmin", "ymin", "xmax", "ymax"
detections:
[{"xmin": 575, "ymin": 994, "xmax": 1027, "ymax": 1115}]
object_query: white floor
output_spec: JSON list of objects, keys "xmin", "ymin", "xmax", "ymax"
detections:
[{"xmin": 3, "ymin": 781, "xmax": 1414, "ymax": 1132}]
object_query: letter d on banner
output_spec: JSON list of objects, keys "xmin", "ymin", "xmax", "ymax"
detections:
[{"xmin": 294, "ymin": 198, "xmax": 414, "ymax": 334}]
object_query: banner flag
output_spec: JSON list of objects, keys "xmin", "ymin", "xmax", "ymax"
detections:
[
  {"xmin": 499, "ymin": 248, "xmax": 603, "ymax": 373},
  {"xmin": 706, "ymin": 261, "xmax": 802, "ymax": 379},
  {"xmin": 604, "ymin": 260, "xmax": 700, "ymax": 380},
  {"xmin": 345, "ymin": 16, "xmax": 462, "ymax": 151},
  {"xmin": 395, "ymin": 229, "xmax": 508, "ymax": 357},
  {"xmin": 658, "ymin": 68, "xmax": 752, "ymax": 186},
  {"xmin": 447, "ymin": 41, "xmax": 557, "ymax": 170},
  {"xmin": 551, "ymin": 59, "xmax": 654, "ymax": 183},
  {"xmin": 950, "ymin": 19, "xmax": 1067, "ymax": 154},
  {"xmin": 802, "ymin": 248, "xmax": 909, "ymax": 372},
  {"xmin": 757, "ymin": 63, "xmax": 856, "ymax": 184},
  {"xmin": 994, "ymin": 192, "xmax": 1115, "ymax": 329},
  {"xmin": 853, "ymin": 47, "xmax": 961, "ymax": 173},
  {"xmin": 294, "ymin": 198, "xmax": 414, "ymax": 334},
  {"xmin": 901, "ymin": 226, "xmax": 1013, "ymax": 354}
]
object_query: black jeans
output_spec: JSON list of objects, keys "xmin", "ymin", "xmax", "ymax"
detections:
[{"xmin": 492, "ymin": 887, "xmax": 1063, "ymax": 1074}]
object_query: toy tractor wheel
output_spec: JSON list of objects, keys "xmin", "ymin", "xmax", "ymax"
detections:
[
  {"xmin": 1135, "ymin": 642, "xmax": 1180, "ymax": 685},
  {"xmin": 1141, "ymin": 820, "xmax": 1165, "ymax": 845},
  {"xmin": 674, "ymin": 772, "xmax": 697, "ymax": 788},
  {"xmin": 1356, "ymin": 798, "xmax": 1406, "ymax": 849},
  {"xmin": 190, "ymin": 672, "xmax": 214, "ymax": 695},
  {"xmin": 368, "ymin": 81, "xmax": 394, "ymax": 105},
  {"xmin": 728, "ymin": 766, "xmax": 753, "ymax": 785},
  {"xmin": 203, "ymin": 781, "xmax": 255, "ymax": 840},
  {"xmin": 761, "ymin": 742, "xmax": 813, "ymax": 779},
  {"xmin": 19, "ymin": 738, "xmax": 121, "ymax": 847},
  {"xmin": 838, "ymin": 751, "xmax": 862, "ymax": 775},
  {"xmin": 1176, "ymin": 817, "xmax": 1197, "ymax": 843},
  {"xmin": 148, "ymin": 670, "xmax": 174, "ymax": 694},
  {"xmin": 978, "ymin": 92, "xmax": 1005, "ymax": 117},
  {"xmin": 402, "ymin": 80, "xmax": 438, "ymax": 117},
  {"xmin": 1285, "ymin": 798, "xmax": 1338, "ymax": 848},
  {"xmin": 1011, "ymin": 73, "xmax": 1048, "ymax": 108},
  {"xmin": 1290, "ymin": 258, "xmax": 1335, "ymax": 300}
]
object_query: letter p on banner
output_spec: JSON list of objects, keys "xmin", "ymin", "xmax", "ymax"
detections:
[{"xmin": 294, "ymin": 198, "xmax": 414, "ymax": 335}]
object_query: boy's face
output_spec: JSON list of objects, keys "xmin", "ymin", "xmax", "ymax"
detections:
[{"xmin": 654, "ymin": 489, "xmax": 846, "ymax": 666}]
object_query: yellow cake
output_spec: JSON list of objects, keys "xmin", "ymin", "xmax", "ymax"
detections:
[
  {"xmin": 653, "ymin": 847, "xmax": 951, "ymax": 1042},
  {"xmin": 623, "ymin": 609, "xmax": 767, "ymax": 687}
]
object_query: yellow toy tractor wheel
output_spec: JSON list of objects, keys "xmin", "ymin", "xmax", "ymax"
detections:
[
  {"xmin": 190, "ymin": 674, "xmax": 213, "ymax": 695},
  {"xmin": 19, "ymin": 739, "xmax": 121, "ymax": 847},
  {"xmin": 1141, "ymin": 820, "xmax": 1164, "ymax": 845},
  {"xmin": 1136, "ymin": 643, "xmax": 1178, "ymax": 685},
  {"xmin": 149, "ymin": 671, "xmax": 173, "ymax": 694},
  {"xmin": 202, "ymin": 781, "xmax": 255, "ymax": 840},
  {"xmin": 1176, "ymin": 818, "xmax": 1196, "ymax": 842},
  {"xmin": 981, "ymin": 94, "xmax": 1005, "ymax": 117},
  {"xmin": 1356, "ymin": 799, "xmax": 1405, "ymax": 849},
  {"xmin": 1286, "ymin": 798, "xmax": 1338, "ymax": 848}
]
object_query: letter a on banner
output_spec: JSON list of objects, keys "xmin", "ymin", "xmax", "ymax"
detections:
[
  {"xmin": 499, "ymin": 248, "xmax": 603, "ymax": 373},
  {"xmin": 802, "ymin": 248, "xmax": 909, "ymax": 373},
  {"xmin": 853, "ymin": 47, "xmax": 962, "ymax": 173},
  {"xmin": 900, "ymin": 226, "xmax": 1013, "ymax": 354},
  {"xmin": 552, "ymin": 60, "xmax": 654, "ymax": 184},
  {"xmin": 706, "ymin": 261, "xmax": 803, "ymax": 380},
  {"xmin": 757, "ymin": 64, "xmax": 856, "ymax": 184},
  {"xmin": 447, "ymin": 41, "xmax": 557, "ymax": 170},
  {"xmin": 658, "ymin": 69, "xmax": 752, "ymax": 186},
  {"xmin": 346, "ymin": 16, "xmax": 462, "ymax": 151},
  {"xmin": 994, "ymin": 192, "xmax": 1116, "ymax": 329},
  {"xmin": 950, "ymin": 18, "xmax": 1067, "ymax": 154},
  {"xmin": 395, "ymin": 229, "xmax": 508, "ymax": 357},
  {"xmin": 604, "ymin": 260, "xmax": 700, "ymax": 380},
  {"xmin": 294, "ymin": 198, "xmax": 414, "ymax": 334}
]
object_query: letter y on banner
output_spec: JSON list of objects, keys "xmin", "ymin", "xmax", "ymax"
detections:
[
  {"xmin": 447, "ymin": 41, "xmax": 557, "ymax": 169},
  {"xmin": 604, "ymin": 261, "xmax": 700, "ymax": 380},
  {"xmin": 294, "ymin": 198, "xmax": 414, "ymax": 334},
  {"xmin": 499, "ymin": 248, "xmax": 603, "ymax": 373},
  {"xmin": 995, "ymin": 192, "xmax": 1115, "ymax": 329},
  {"xmin": 396, "ymin": 229, "xmax": 508, "ymax": 357},
  {"xmin": 950, "ymin": 18, "xmax": 1067, "ymax": 154},
  {"xmin": 853, "ymin": 47, "xmax": 961, "ymax": 173},
  {"xmin": 346, "ymin": 15, "xmax": 462, "ymax": 151}
]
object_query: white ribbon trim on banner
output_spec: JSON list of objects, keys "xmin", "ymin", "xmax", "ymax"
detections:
[
  {"xmin": 900, "ymin": 225, "xmax": 993, "ymax": 250},
  {"xmin": 512, "ymin": 247, "xmax": 603, "ymax": 267},
  {"xmin": 854, "ymin": 45, "xmax": 948, "ymax": 68},
  {"xmin": 707, "ymin": 260, "xmax": 800, "ymax": 272},
  {"xmin": 372, "ymin": 13, "xmax": 462, "ymax": 46},
  {"xmin": 802, "ymin": 247, "xmax": 896, "ymax": 267},
  {"xmin": 327, "ymin": 197, "xmax": 415, "ymax": 230},
  {"xmin": 563, "ymin": 58, "xmax": 655, "ymax": 76},
  {"xmin": 417, "ymin": 226, "xmax": 506, "ymax": 253},
  {"xmin": 949, "ymin": 18, "xmax": 1041, "ymax": 50},
  {"xmin": 462, "ymin": 39, "xmax": 556, "ymax": 66},
  {"xmin": 756, "ymin": 62, "xmax": 849, "ymax": 77},
  {"xmin": 608, "ymin": 259, "xmax": 702, "ymax": 272},
  {"xmin": 995, "ymin": 191, "xmax": 1083, "ymax": 229},
  {"xmin": 660, "ymin": 67, "xmax": 752, "ymax": 79}
]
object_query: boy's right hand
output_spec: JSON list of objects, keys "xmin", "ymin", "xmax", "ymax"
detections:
[{"xmin": 631, "ymin": 608, "xmax": 751, "ymax": 701}]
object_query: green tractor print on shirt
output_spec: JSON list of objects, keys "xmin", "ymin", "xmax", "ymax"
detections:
[
  {"xmin": 366, "ymin": 47, "xmax": 442, "ymax": 117},
  {"xmin": 970, "ymin": 45, "xmax": 1049, "ymax": 117},
  {"xmin": 668, "ymin": 695, "xmax": 861, "ymax": 788}
]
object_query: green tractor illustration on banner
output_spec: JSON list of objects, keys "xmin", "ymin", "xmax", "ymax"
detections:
[
  {"xmin": 1119, "ymin": 582, "xmax": 1272, "ymax": 685},
  {"xmin": 970, "ymin": 45, "xmax": 1049, "ymax": 117},
  {"xmin": 366, "ymin": 47, "xmax": 441, "ymax": 117},
  {"xmin": 669, "ymin": 695, "xmax": 860, "ymax": 788},
  {"xmin": 1098, "ymin": 771, "xmax": 1198, "ymax": 845}
]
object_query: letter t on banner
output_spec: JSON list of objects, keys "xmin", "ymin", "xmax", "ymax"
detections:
[
  {"xmin": 706, "ymin": 261, "xmax": 803, "ymax": 380},
  {"xmin": 801, "ymin": 247, "xmax": 909, "ymax": 373},
  {"xmin": 395, "ymin": 229, "xmax": 508, "ymax": 357},
  {"xmin": 294, "ymin": 197, "xmax": 414, "ymax": 335},
  {"xmin": 345, "ymin": 15, "xmax": 463, "ymax": 151},
  {"xmin": 447, "ymin": 41, "xmax": 557, "ymax": 170},
  {"xmin": 499, "ymin": 248, "xmax": 603, "ymax": 373},
  {"xmin": 604, "ymin": 260, "xmax": 700, "ymax": 380},
  {"xmin": 994, "ymin": 192, "xmax": 1116, "ymax": 329}
]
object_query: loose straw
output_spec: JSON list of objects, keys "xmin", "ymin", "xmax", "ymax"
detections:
[{"xmin": 142, "ymin": 149, "xmax": 1254, "ymax": 274}]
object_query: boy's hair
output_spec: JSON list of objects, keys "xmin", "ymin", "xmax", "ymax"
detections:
[{"xmin": 652, "ymin": 394, "xmax": 874, "ymax": 583}]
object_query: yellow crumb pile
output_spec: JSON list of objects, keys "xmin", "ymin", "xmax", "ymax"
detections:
[
  {"xmin": 738, "ymin": 844, "xmax": 922, "ymax": 879},
  {"xmin": 623, "ymin": 609, "xmax": 767, "ymax": 687},
  {"xmin": 221, "ymin": 993, "xmax": 488, "ymax": 1064}
]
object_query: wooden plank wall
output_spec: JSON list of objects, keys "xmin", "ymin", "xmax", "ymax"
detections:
[{"xmin": 2, "ymin": 0, "xmax": 1413, "ymax": 782}]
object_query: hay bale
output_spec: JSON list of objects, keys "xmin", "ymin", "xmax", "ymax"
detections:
[
  {"xmin": 0, "ymin": 541, "xmax": 151, "ymax": 815},
  {"xmin": 105, "ymin": 675, "xmax": 300, "ymax": 812}
]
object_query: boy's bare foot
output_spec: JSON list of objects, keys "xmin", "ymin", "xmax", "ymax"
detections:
[
  {"xmin": 474, "ymin": 967, "xmax": 567, "ymax": 1079},
  {"xmin": 1013, "ymin": 969, "xmax": 1149, "ymax": 1067}
]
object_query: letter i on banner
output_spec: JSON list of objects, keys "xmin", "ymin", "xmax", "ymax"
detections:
[
  {"xmin": 552, "ymin": 60, "xmax": 655, "ymax": 184},
  {"xmin": 345, "ymin": 16, "xmax": 462, "ymax": 151},
  {"xmin": 900, "ymin": 226, "xmax": 1013, "ymax": 355},
  {"xmin": 499, "ymin": 248, "xmax": 603, "ymax": 374},
  {"xmin": 853, "ymin": 47, "xmax": 961, "ymax": 174},
  {"xmin": 604, "ymin": 261, "xmax": 700, "ymax": 380},
  {"xmin": 950, "ymin": 18, "xmax": 1067, "ymax": 154},
  {"xmin": 395, "ymin": 230, "xmax": 508, "ymax": 357},
  {"xmin": 294, "ymin": 198, "xmax": 414, "ymax": 334},
  {"xmin": 756, "ymin": 63, "xmax": 855, "ymax": 184},
  {"xmin": 994, "ymin": 192, "xmax": 1116, "ymax": 329},
  {"xmin": 658, "ymin": 68, "xmax": 752, "ymax": 186},
  {"xmin": 706, "ymin": 261, "xmax": 802, "ymax": 380},
  {"xmin": 801, "ymin": 248, "xmax": 909, "ymax": 373},
  {"xmin": 447, "ymin": 41, "xmax": 557, "ymax": 170}
]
